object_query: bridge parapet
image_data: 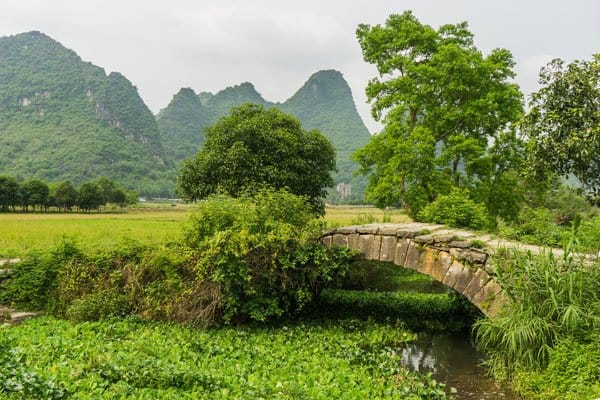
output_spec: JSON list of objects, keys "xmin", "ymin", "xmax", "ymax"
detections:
[{"xmin": 323, "ymin": 223, "xmax": 510, "ymax": 317}]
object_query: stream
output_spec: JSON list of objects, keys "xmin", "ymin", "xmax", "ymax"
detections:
[{"xmin": 400, "ymin": 332, "xmax": 519, "ymax": 399}]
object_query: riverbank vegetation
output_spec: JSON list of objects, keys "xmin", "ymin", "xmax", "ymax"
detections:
[{"xmin": 474, "ymin": 245, "xmax": 600, "ymax": 399}]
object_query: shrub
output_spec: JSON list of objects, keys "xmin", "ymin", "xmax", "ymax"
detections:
[
  {"xmin": 184, "ymin": 189, "xmax": 354, "ymax": 323},
  {"xmin": 65, "ymin": 290, "xmax": 131, "ymax": 322},
  {"xmin": 499, "ymin": 206, "xmax": 566, "ymax": 247},
  {"xmin": 418, "ymin": 188, "xmax": 488, "ymax": 229}
]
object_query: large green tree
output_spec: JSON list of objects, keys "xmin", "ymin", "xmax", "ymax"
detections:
[
  {"xmin": 20, "ymin": 179, "xmax": 49, "ymax": 211},
  {"xmin": 177, "ymin": 103, "xmax": 336, "ymax": 214},
  {"xmin": 525, "ymin": 55, "xmax": 600, "ymax": 194},
  {"xmin": 353, "ymin": 11, "xmax": 523, "ymax": 217},
  {"xmin": 0, "ymin": 175, "xmax": 20, "ymax": 212}
]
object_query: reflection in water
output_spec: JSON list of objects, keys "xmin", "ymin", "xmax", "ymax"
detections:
[{"xmin": 400, "ymin": 332, "xmax": 519, "ymax": 400}]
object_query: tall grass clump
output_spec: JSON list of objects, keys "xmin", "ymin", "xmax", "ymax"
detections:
[{"xmin": 474, "ymin": 239, "xmax": 600, "ymax": 378}]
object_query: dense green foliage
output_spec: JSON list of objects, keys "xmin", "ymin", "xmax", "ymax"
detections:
[
  {"xmin": 183, "ymin": 190, "xmax": 352, "ymax": 323},
  {"xmin": 474, "ymin": 246, "xmax": 600, "ymax": 398},
  {"xmin": 525, "ymin": 55, "xmax": 600, "ymax": 194},
  {"xmin": 0, "ymin": 190, "xmax": 352, "ymax": 325},
  {"xmin": 0, "ymin": 175, "xmax": 135, "ymax": 212},
  {"xmin": 0, "ymin": 31, "xmax": 173, "ymax": 196},
  {"xmin": 158, "ymin": 71, "xmax": 371, "ymax": 203},
  {"xmin": 0, "ymin": 317, "xmax": 452, "ymax": 399},
  {"xmin": 499, "ymin": 183, "xmax": 600, "ymax": 252},
  {"xmin": 177, "ymin": 104, "xmax": 336, "ymax": 213},
  {"xmin": 353, "ymin": 12, "xmax": 523, "ymax": 218},
  {"xmin": 418, "ymin": 188, "xmax": 488, "ymax": 229},
  {"xmin": 512, "ymin": 333, "xmax": 600, "ymax": 400}
]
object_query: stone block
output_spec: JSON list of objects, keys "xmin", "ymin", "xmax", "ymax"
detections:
[
  {"xmin": 417, "ymin": 248, "xmax": 439, "ymax": 277},
  {"xmin": 442, "ymin": 260, "xmax": 464, "ymax": 288},
  {"xmin": 379, "ymin": 224, "xmax": 405, "ymax": 235},
  {"xmin": 414, "ymin": 234, "xmax": 434, "ymax": 244},
  {"xmin": 462, "ymin": 249, "xmax": 488, "ymax": 264},
  {"xmin": 357, "ymin": 224, "xmax": 380, "ymax": 234},
  {"xmin": 486, "ymin": 292, "xmax": 509, "ymax": 318},
  {"xmin": 322, "ymin": 236, "xmax": 332, "ymax": 247},
  {"xmin": 379, "ymin": 236, "xmax": 397, "ymax": 262},
  {"xmin": 332, "ymin": 234, "xmax": 349, "ymax": 247},
  {"xmin": 358, "ymin": 235, "xmax": 374, "ymax": 258},
  {"xmin": 463, "ymin": 269, "xmax": 491, "ymax": 301},
  {"xmin": 452, "ymin": 265, "xmax": 474, "ymax": 293},
  {"xmin": 347, "ymin": 233, "xmax": 360, "ymax": 249},
  {"xmin": 471, "ymin": 279, "xmax": 503, "ymax": 307},
  {"xmin": 404, "ymin": 242, "xmax": 423, "ymax": 271},
  {"xmin": 430, "ymin": 251, "xmax": 452, "ymax": 282},
  {"xmin": 393, "ymin": 239, "xmax": 410, "ymax": 266},
  {"xmin": 369, "ymin": 235, "xmax": 382, "ymax": 260},
  {"xmin": 448, "ymin": 240, "xmax": 471, "ymax": 248},
  {"xmin": 335, "ymin": 226, "xmax": 360, "ymax": 234}
]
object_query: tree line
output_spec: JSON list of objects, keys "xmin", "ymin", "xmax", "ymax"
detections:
[{"xmin": 0, "ymin": 176, "xmax": 137, "ymax": 212}]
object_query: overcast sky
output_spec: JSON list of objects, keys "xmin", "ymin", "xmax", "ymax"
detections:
[{"xmin": 1, "ymin": 0, "xmax": 598, "ymax": 132}]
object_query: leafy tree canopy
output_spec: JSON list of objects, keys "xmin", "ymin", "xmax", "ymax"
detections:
[
  {"xmin": 177, "ymin": 103, "xmax": 336, "ymax": 214},
  {"xmin": 353, "ymin": 11, "xmax": 523, "ymax": 218},
  {"xmin": 525, "ymin": 55, "xmax": 600, "ymax": 194}
]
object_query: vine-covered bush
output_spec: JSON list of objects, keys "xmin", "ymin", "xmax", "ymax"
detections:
[{"xmin": 184, "ymin": 189, "xmax": 354, "ymax": 323}]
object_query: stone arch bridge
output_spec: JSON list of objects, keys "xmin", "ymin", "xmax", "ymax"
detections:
[{"xmin": 323, "ymin": 222, "xmax": 563, "ymax": 318}]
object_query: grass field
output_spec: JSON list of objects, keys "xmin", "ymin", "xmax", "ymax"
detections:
[{"xmin": 0, "ymin": 205, "xmax": 410, "ymax": 257}]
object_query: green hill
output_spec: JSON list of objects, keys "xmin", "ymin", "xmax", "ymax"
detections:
[
  {"xmin": 0, "ymin": 31, "xmax": 173, "ymax": 196},
  {"xmin": 158, "ymin": 71, "xmax": 371, "ymax": 202},
  {"xmin": 280, "ymin": 70, "xmax": 371, "ymax": 202}
]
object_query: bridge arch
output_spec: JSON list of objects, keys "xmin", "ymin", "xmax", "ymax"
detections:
[{"xmin": 323, "ymin": 223, "xmax": 508, "ymax": 318}]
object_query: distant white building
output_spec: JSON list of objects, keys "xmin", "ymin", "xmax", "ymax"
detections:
[{"xmin": 336, "ymin": 183, "xmax": 352, "ymax": 201}]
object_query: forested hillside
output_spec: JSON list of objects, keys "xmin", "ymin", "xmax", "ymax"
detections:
[
  {"xmin": 0, "ymin": 31, "xmax": 174, "ymax": 197},
  {"xmin": 158, "ymin": 70, "xmax": 371, "ymax": 202},
  {"xmin": 0, "ymin": 31, "xmax": 371, "ymax": 201}
]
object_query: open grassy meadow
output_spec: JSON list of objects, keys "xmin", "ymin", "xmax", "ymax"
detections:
[{"xmin": 0, "ymin": 205, "xmax": 410, "ymax": 258}]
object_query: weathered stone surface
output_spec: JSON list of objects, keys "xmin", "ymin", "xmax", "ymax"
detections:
[
  {"xmin": 335, "ymin": 226, "xmax": 360, "ymax": 234},
  {"xmin": 404, "ymin": 242, "xmax": 422, "ymax": 271},
  {"xmin": 9, "ymin": 311, "xmax": 41, "ymax": 324},
  {"xmin": 347, "ymin": 233, "xmax": 360, "ymax": 249},
  {"xmin": 332, "ymin": 234, "xmax": 348, "ymax": 247},
  {"xmin": 432, "ymin": 234, "xmax": 455, "ymax": 244},
  {"xmin": 484, "ymin": 263, "xmax": 496, "ymax": 276},
  {"xmin": 357, "ymin": 224, "xmax": 380, "ymax": 234},
  {"xmin": 414, "ymin": 234, "xmax": 434, "ymax": 244},
  {"xmin": 322, "ymin": 236, "xmax": 332, "ymax": 247},
  {"xmin": 370, "ymin": 236, "xmax": 382, "ymax": 260},
  {"xmin": 448, "ymin": 240, "xmax": 471, "ymax": 248},
  {"xmin": 463, "ymin": 269, "xmax": 492, "ymax": 301},
  {"xmin": 0, "ymin": 258, "xmax": 20, "ymax": 266},
  {"xmin": 379, "ymin": 236, "xmax": 397, "ymax": 262},
  {"xmin": 418, "ymin": 249, "xmax": 439, "ymax": 277},
  {"xmin": 395, "ymin": 223, "xmax": 443, "ymax": 238},
  {"xmin": 358, "ymin": 235, "xmax": 375, "ymax": 258},
  {"xmin": 452, "ymin": 265, "xmax": 474, "ymax": 293},
  {"xmin": 472, "ymin": 279, "xmax": 503, "ymax": 306},
  {"xmin": 462, "ymin": 249, "xmax": 488, "ymax": 264},
  {"xmin": 442, "ymin": 260, "xmax": 465, "ymax": 288},
  {"xmin": 393, "ymin": 239, "xmax": 410, "ymax": 266},
  {"xmin": 379, "ymin": 224, "xmax": 406, "ymax": 235},
  {"xmin": 430, "ymin": 251, "xmax": 452, "ymax": 282},
  {"xmin": 486, "ymin": 292, "xmax": 510, "ymax": 317}
]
